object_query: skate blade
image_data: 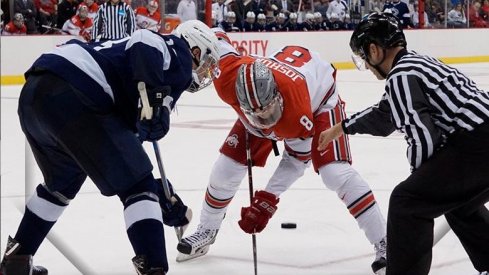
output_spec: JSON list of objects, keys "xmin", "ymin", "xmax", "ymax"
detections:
[
  {"xmin": 374, "ymin": 267, "xmax": 386, "ymax": 275},
  {"xmin": 175, "ymin": 246, "xmax": 210, "ymax": 262}
]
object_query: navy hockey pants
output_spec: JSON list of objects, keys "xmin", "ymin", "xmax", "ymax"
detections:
[
  {"xmin": 386, "ymin": 122, "xmax": 489, "ymax": 274},
  {"xmin": 18, "ymin": 72, "xmax": 154, "ymax": 197}
]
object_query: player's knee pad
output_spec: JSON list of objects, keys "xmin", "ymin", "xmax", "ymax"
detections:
[
  {"xmin": 208, "ymin": 154, "xmax": 247, "ymax": 194},
  {"xmin": 118, "ymin": 176, "xmax": 163, "ymax": 229},
  {"xmin": 204, "ymin": 154, "xmax": 247, "ymax": 211},
  {"xmin": 319, "ymin": 162, "xmax": 372, "ymax": 202},
  {"xmin": 320, "ymin": 162, "xmax": 377, "ymax": 218},
  {"xmin": 26, "ymin": 184, "xmax": 70, "ymax": 222},
  {"xmin": 319, "ymin": 162, "xmax": 357, "ymax": 192}
]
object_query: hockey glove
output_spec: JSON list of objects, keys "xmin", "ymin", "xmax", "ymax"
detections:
[
  {"xmin": 156, "ymin": 179, "xmax": 191, "ymax": 227},
  {"xmin": 238, "ymin": 190, "xmax": 279, "ymax": 234},
  {"xmin": 137, "ymin": 86, "xmax": 172, "ymax": 142}
]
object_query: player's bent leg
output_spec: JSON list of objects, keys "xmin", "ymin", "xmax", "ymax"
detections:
[
  {"xmin": 0, "ymin": 236, "xmax": 48, "ymax": 275},
  {"xmin": 318, "ymin": 162, "xmax": 387, "ymax": 274},
  {"xmin": 0, "ymin": 183, "xmax": 77, "ymax": 275},
  {"xmin": 177, "ymin": 154, "xmax": 246, "ymax": 261},
  {"xmin": 118, "ymin": 175, "xmax": 168, "ymax": 273}
]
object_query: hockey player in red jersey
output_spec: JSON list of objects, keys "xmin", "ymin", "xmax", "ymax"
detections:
[
  {"xmin": 134, "ymin": 0, "xmax": 161, "ymax": 32},
  {"xmin": 177, "ymin": 33, "xmax": 388, "ymax": 274},
  {"xmin": 2, "ymin": 13, "xmax": 27, "ymax": 35},
  {"xmin": 61, "ymin": 5, "xmax": 93, "ymax": 41}
]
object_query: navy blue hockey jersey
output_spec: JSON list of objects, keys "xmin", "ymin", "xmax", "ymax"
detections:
[{"xmin": 26, "ymin": 29, "xmax": 193, "ymax": 130}]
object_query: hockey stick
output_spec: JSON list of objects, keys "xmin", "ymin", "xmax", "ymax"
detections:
[
  {"xmin": 137, "ymin": 82, "xmax": 190, "ymax": 241},
  {"xmin": 245, "ymin": 131, "xmax": 258, "ymax": 275}
]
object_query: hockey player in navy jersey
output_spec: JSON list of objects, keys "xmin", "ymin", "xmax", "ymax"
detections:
[{"xmin": 0, "ymin": 20, "xmax": 220, "ymax": 275}]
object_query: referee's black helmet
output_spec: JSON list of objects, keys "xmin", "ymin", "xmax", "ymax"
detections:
[{"xmin": 350, "ymin": 12, "xmax": 407, "ymax": 58}]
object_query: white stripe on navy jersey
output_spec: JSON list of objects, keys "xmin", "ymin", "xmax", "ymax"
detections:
[
  {"xmin": 126, "ymin": 29, "xmax": 171, "ymax": 70},
  {"xmin": 50, "ymin": 44, "xmax": 115, "ymax": 100},
  {"xmin": 92, "ymin": 1, "xmax": 135, "ymax": 40}
]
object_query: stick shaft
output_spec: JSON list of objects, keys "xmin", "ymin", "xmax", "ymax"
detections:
[{"xmin": 245, "ymin": 131, "xmax": 258, "ymax": 275}]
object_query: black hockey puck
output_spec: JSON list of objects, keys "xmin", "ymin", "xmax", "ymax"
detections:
[{"xmin": 281, "ymin": 222, "xmax": 297, "ymax": 229}]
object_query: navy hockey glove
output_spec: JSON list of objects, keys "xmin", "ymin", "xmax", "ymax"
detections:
[
  {"xmin": 137, "ymin": 86, "xmax": 172, "ymax": 142},
  {"xmin": 156, "ymin": 179, "xmax": 191, "ymax": 227}
]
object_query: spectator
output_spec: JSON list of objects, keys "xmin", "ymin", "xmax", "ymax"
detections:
[
  {"xmin": 327, "ymin": 12, "xmax": 348, "ymax": 29},
  {"xmin": 251, "ymin": 0, "xmax": 267, "ymax": 17},
  {"xmin": 301, "ymin": 12, "xmax": 315, "ymax": 30},
  {"xmin": 242, "ymin": 10, "xmax": 256, "ymax": 31},
  {"xmin": 481, "ymin": 0, "xmax": 489, "ymax": 21},
  {"xmin": 234, "ymin": 0, "xmax": 253, "ymax": 28},
  {"xmin": 221, "ymin": 10, "xmax": 241, "ymax": 31},
  {"xmin": 35, "ymin": 0, "xmax": 58, "ymax": 31},
  {"xmin": 254, "ymin": 12, "xmax": 266, "ymax": 30},
  {"xmin": 425, "ymin": 1, "xmax": 445, "ymax": 27},
  {"xmin": 270, "ymin": 0, "xmax": 294, "ymax": 16},
  {"xmin": 57, "ymin": 0, "xmax": 78, "ymax": 28},
  {"xmin": 91, "ymin": 0, "xmax": 135, "ymax": 41},
  {"xmin": 327, "ymin": 0, "xmax": 349, "ymax": 23},
  {"xmin": 14, "ymin": 0, "xmax": 38, "ymax": 33},
  {"xmin": 314, "ymin": 11, "xmax": 328, "ymax": 30},
  {"xmin": 411, "ymin": 2, "xmax": 430, "ymax": 28},
  {"xmin": 383, "ymin": 0, "xmax": 411, "ymax": 28},
  {"xmin": 469, "ymin": 0, "xmax": 488, "ymax": 27},
  {"xmin": 212, "ymin": 0, "xmax": 228, "ymax": 25},
  {"xmin": 83, "ymin": 0, "xmax": 99, "ymax": 19},
  {"xmin": 447, "ymin": 2, "xmax": 467, "ymax": 28},
  {"xmin": 284, "ymin": 11, "xmax": 301, "ymax": 30},
  {"xmin": 315, "ymin": 0, "xmax": 329, "ymax": 18},
  {"xmin": 266, "ymin": 11, "xmax": 283, "ymax": 30},
  {"xmin": 2, "ymin": 13, "xmax": 27, "ymax": 35},
  {"xmin": 61, "ymin": 4, "xmax": 93, "ymax": 40},
  {"xmin": 134, "ymin": 0, "xmax": 160, "ymax": 31},
  {"xmin": 130, "ymin": 0, "xmax": 147, "ymax": 9},
  {"xmin": 177, "ymin": 0, "xmax": 197, "ymax": 22}
]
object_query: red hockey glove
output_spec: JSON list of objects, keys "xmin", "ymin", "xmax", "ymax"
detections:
[
  {"xmin": 79, "ymin": 29, "xmax": 91, "ymax": 42},
  {"xmin": 238, "ymin": 190, "xmax": 279, "ymax": 234}
]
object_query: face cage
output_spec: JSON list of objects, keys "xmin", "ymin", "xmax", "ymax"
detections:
[
  {"xmin": 241, "ymin": 93, "xmax": 284, "ymax": 129},
  {"xmin": 187, "ymin": 54, "xmax": 218, "ymax": 93}
]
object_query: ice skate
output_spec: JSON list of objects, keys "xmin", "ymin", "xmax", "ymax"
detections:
[
  {"xmin": 371, "ymin": 237, "xmax": 386, "ymax": 275},
  {"xmin": 176, "ymin": 225, "xmax": 218, "ymax": 262},
  {"xmin": 132, "ymin": 255, "xmax": 166, "ymax": 275},
  {"xmin": 0, "ymin": 236, "xmax": 48, "ymax": 275}
]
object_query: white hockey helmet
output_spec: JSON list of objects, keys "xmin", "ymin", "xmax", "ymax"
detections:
[
  {"xmin": 289, "ymin": 12, "xmax": 298, "ymax": 19},
  {"xmin": 246, "ymin": 11, "xmax": 256, "ymax": 19},
  {"xmin": 173, "ymin": 20, "xmax": 220, "ymax": 93},
  {"xmin": 236, "ymin": 61, "xmax": 283, "ymax": 129}
]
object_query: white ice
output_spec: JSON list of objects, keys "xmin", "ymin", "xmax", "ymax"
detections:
[{"xmin": 2, "ymin": 63, "xmax": 489, "ymax": 275}]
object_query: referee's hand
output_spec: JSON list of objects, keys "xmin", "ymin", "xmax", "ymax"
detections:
[{"xmin": 317, "ymin": 123, "xmax": 344, "ymax": 151}]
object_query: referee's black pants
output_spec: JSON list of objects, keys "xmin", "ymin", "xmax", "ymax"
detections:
[{"xmin": 386, "ymin": 123, "xmax": 489, "ymax": 275}]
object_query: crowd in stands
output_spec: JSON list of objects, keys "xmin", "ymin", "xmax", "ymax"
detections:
[{"xmin": 1, "ymin": 0, "xmax": 488, "ymax": 36}]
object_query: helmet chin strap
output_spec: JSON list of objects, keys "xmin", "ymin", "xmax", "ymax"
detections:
[{"xmin": 366, "ymin": 48, "xmax": 388, "ymax": 79}]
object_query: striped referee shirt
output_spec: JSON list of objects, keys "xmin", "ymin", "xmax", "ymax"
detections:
[
  {"xmin": 343, "ymin": 49, "xmax": 489, "ymax": 170},
  {"xmin": 92, "ymin": 0, "xmax": 136, "ymax": 41}
]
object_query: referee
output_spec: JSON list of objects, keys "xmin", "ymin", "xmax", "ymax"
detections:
[
  {"xmin": 91, "ymin": 0, "xmax": 136, "ymax": 41},
  {"xmin": 317, "ymin": 12, "xmax": 489, "ymax": 275}
]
